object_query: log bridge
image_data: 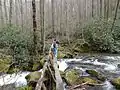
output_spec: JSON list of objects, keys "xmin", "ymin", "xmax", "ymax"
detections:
[{"xmin": 35, "ymin": 52, "xmax": 64, "ymax": 90}]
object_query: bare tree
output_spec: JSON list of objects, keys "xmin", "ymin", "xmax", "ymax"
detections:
[
  {"xmin": 32, "ymin": 0, "xmax": 38, "ymax": 56},
  {"xmin": 51, "ymin": 0, "xmax": 55, "ymax": 36},
  {"xmin": 92, "ymin": 0, "xmax": 94, "ymax": 18},
  {"xmin": 100, "ymin": 0, "xmax": 102, "ymax": 18},
  {"xmin": 111, "ymin": 0, "xmax": 120, "ymax": 32},
  {"xmin": 40, "ymin": 0, "xmax": 45, "ymax": 54},
  {"xmin": 15, "ymin": 0, "xmax": 18, "ymax": 25},
  {"xmin": 19, "ymin": 0, "xmax": 24, "ymax": 30},
  {"xmin": 25, "ymin": 0, "xmax": 28, "ymax": 26},
  {"xmin": 9, "ymin": 0, "xmax": 13, "ymax": 26},
  {"xmin": 0, "ymin": 0, "xmax": 4, "ymax": 26},
  {"xmin": 4, "ymin": 0, "xmax": 8, "ymax": 24},
  {"xmin": 106, "ymin": 0, "xmax": 109, "ymax": 19}
]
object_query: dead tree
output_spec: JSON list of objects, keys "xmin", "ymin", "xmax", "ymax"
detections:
[
  {"xmin": 32, "ymin": 0, "xmax": 38, "ymax": 56},
  {"xmin": 40, "ymin": 0, "xmax": 45, "ymax": 54},
  {"xmin": 9, "ymin": 0, "xmax": 13, "ymax": 26}
]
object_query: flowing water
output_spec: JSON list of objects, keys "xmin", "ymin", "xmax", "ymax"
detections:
[
  {"xmin": 59, "ymin": 55, "xmax": 120, "ymax": 90},
  {"xmin": 0, "ymin": 55, "xmax": 120, "ymax": 90}
]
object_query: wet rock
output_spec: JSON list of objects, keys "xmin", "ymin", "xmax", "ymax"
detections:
[
  {"xmin": 80, "ymin": 77, "xmax": 98, "ymax": 84},
  {"xmin": 86, "ymin": 70, "xmax": 106, "ymax": 81},
  {"xmin": 0, "ymin": 83, "xmax": 15, "ymax": 90},
  {"xmin": 25, "ymin": 71, "xmax": 41, "ymax": 83},
  {"xmin": 25, "ymin": 71, "xmax": 42, "ymax": 88},
  {"xmin": 17, "ymin": 85, "xmax": 32, "ymax": 90},
  {"xmin": 111, "ymin": 77, "xmax": 120, "ymax": 89},
  {"xmin": 117, "ymin": 64, "xmax": 120, "ymax": 68},
  {"xmin": 65, "ymin": 69, "xmax": 80, "ymax": 85},
  {"xmin": 86, "ymin": 70, "xmax": 99, "ymax": 77}
]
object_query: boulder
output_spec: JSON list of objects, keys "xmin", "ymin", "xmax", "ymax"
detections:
[
  {"xmin": 17, "ymin": 85, "xmax": 32, "ymax": 90},
  {"xmin": 65, "ymin": 69, "xmax": 80, "ymax": 85},
  {"xmin": 117, "ymin": 64, "xmax": 120, "ymax": 68},
  {"xmin": 111, "ymin": 77, "xmax": 120, "ymax": 89},
  {"xmin": 25, "ymin": 71, "xmax": 42, "ymax": 83},
  {"xmin": 0, "ymin": 54, "xmax": 12, "ymax": 73},
  {"xmin": 80, "ymin": 77, "xmax": 98, "ymax": 84},
  {"xmin": 86, "ymin": 70, "xmax": 106, "ymax": 81}
]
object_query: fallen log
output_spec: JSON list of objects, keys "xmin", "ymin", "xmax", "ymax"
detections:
[
  {"xmin": 53, "ymin": 57, "xmax": 64, "ymax": 90},
  {"xmin": 35, "ymin": 62, "xmax": 48, "ymax": 90}
]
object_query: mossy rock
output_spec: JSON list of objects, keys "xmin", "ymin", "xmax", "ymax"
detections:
[
  {"xmin": 80, "ymin": 77, "xmax": 98, "ymax": 84},
  {"xmin": 65, "ymin": 69, "xmax": 80, "ymax": 85},
  {"xmin": 0, "ymin": 55, "xmax": 12, "ymax": 73},
  {"xmin": 86, "ymin": 70, "xmax": 99, "ymax": 77},
  {"xmin": 17, "ymin": 85, "xmax": 32, "ymax": 90},
  {"xmin": 111, "ymin": 77, "xmax": 120, "ymax": 89},
  {"xmin": 86, "ymin": 70, "xmax": 105, "ymax": 81},
  {"xmin": 25, "ymin": 71, "xmax": 41, "ymax": 83}
]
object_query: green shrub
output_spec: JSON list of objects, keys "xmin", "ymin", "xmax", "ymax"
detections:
[
  {"xmin": 82, "ymin": 19, "xmax": 120, "ymax": 53},
  {"xmin": 0, "ymin": 25, "xmax": 33, "ymax": 69}
]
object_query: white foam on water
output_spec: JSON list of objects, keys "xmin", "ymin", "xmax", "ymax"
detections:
[
  {"xmin": 93, "ymin": 59, "xmax": 117, "ymax": 71},
  {"xmin": 104, "ymin": 56, "xmax": 120, "ymax": 60},
  {"xmin": 93, "ymin": 59, "xmax": 106, "ymax": 65},
  {"xmin": 58, "ymin": 61, "xmax": 68, "ymax": 72},
  {"xmin": 0, "ymin": 71, "xmax": 30, "ymax": 87},
  {"xmin": 75, "ymin": 67, "xmax": 85, "ymax": 72},
  {"xmin": 104, "ymin": 65, "xmax": 116, "ymax": 71},
  {"xmin": 103, "ymin": 81, "xmax": 115, "ymax": 90},
  {"xmin": 65, "ymin": 59, "xmax": 82, "ymax": 62}
]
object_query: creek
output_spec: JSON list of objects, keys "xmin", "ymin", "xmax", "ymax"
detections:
[{"xmin": 0, "ymin": 55, "xmax": 120, "ymax": 90}]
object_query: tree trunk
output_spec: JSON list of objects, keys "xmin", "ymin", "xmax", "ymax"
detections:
[
  {"xmin": 51, "ymin": 0, "xmax": 55, "ymax": 37},
  {"xmin": 111, "ymin": 0, "xmax": 120, "ymax": 32},
  {"xmin": 4, "ymin": 0, "xmax": 8, "ymax": 24},
  {"xmin": 19, "ymin": 0, "xmax": 24, "ymax": 30},
  {"xmin": 100, "ymin": 0, "xmax": 102, "ymax": 18},
  {"xmin": 104, "ymin": 0, "xmax": 107, "ymax": 19},
  {"xmin": 92, "ymin": 0, "xmax": 94, "ymax": 18},
  {"xmin": 60, "ymin": 0, "xmax": 63, "ymax": 38},
  {"xmin": 9, "ymin": 0, "xmax": 13, "ymax": 26},
  {"xmin": 78, "ymin": 0, "xmax": 81, "ymax": 23},
  {"xmin": 15, "ymin": 0, "xmax": 18, "ymax": 25},
  {"xmin": 25, "ymin": 0, "xmax": 28, "ymax": 26},
  {"xmin": 40, "ymin": 0, "xmax": 45, "ymax": 54},
  {"xmin": 106, "ymin": 0, "xmax": 109, "ymax": 20},
  {"xmin": 32, "ymin": 0, "xmax": 38, "ymax": 56},
  {"xmin": 0, "ymin": 0, "xmax": 4, "ymax": 27}
]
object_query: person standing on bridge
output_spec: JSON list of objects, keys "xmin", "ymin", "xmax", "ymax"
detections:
[
  {"xmin": 51, "ymin": 39, "xmax": 59, "ymax": 58},
  {"xmin": 49, "ymin": 39, "xmax": 59, "ymax": 65}
]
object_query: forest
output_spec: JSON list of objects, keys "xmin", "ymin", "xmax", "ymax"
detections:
[{"xmin": 0, "ymin": 0, "xmax": 120, "ymax": 90}]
